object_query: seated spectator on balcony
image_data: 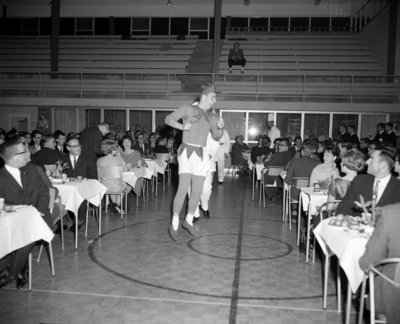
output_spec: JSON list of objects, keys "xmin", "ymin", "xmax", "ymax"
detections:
[
  {"xmin": 383, "ymin": 122, "xmax": 397, "ymax": 147},
  {"xmin": 310, "ymin": 145, "xmax": 339, "ymax": 188},
  {"xmin": 30, "ymin": 135, "xmax": 63, "ymax": 169},
  {"xmin": 231, "ymin": 135, "xmax": 250, "ymax": 174},
  {"xmin": 251, "ymin": 136, "xmax": 271, "ymax": 164},
  {"xmin": 228, "ymin": 42, "xmax": 246, "ymax": 73}
]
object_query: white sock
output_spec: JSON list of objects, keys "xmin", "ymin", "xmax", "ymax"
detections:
[
  {"xmin": 186, "ymin": 214, "xmax": 194, "ymax": 226},
  {"xmin": 172, "ymin": 215, "xmax": 179, "ymax": 230}
]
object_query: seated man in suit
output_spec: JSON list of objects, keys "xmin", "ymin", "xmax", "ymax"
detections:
[
  {"xmin": 62, "ymin": 136, "xmax": 98, "ymax": 229},
  {"xmin": 335, "ymin": 149, "xmax": 400, "ymax": 216},
  {"xmin": 285, "ymin": 140, "xmax": 320, "ymax": 209},
  {"xmin": 231, "ymin": 135, "xmax": 250, "ymax": 174},
  {"xmin": 263, "ymin": 138, "xmax": 295, "ymax": 200},
  {"xmin": 54, "ymin": 130, "xmax": 67, "ymax": 155},
  {"xmin": 133, "ymin": 132, "xmax": 152, "ymax": 157},
  {"xmin": 30, "ymin": 135, "xmax": 63, "ymax": 169},
  {"xmin": 0, "ymin": 138, "xmax": 51, "ymax": 289},
  {"xmin": 359, "ymin": 202, "xmax": 400, "ymax": 324}
]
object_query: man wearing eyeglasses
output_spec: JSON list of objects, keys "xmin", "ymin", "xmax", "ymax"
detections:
[
  {"xmin": 28, "ymin": 130, "xmax": 43, "ymax": 155},
  {"xmin": 263, "ymin": 138, "xmax": 295, "ymax": 201},
  {"xmin": 0, "ymin": 138, "xmax": 52, "ymax": 289},
  {"xmin": 62, "ymin": 136, "xmax": 98, "ymax": 230}
]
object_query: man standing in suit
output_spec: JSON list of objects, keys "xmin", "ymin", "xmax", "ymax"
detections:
[
  {"xmin": 336, "ymin": 149, "xmax": 400, "ymax": 216},
  {"xmin": 0, "ymin": 138, "xmax": 51, "ymax": 288},
  {"xmin": 359, "ymin": 202, "xmax": 400, "ymax": 324},
  {"xmin": 62, "ymin": 136, "xmax": 98, "ymax": 229},
  {"xmin": 383, "ymin": 122, "xmax": 397, "ymax": 147},
  {"xmin": 79, "ymin": 122, "xmax": 110, "ymax": 158}
]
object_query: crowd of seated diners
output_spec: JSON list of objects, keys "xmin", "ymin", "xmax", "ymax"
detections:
[
  {"xmin": 236, "ymin": 121, "xmax": 400, "ymax": 322},
  {"xmin": 0, "ymin": 122, "xmax": 180, "ymax": 289},
  {"xmin": 1, "ymin": 120, "xmax": 400, "ymax": 321}
]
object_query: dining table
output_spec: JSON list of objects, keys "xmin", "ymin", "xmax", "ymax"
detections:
[
  {"xmin": 122, "ymin": 166, "xmax": 153, "ymax": 195},
  {"xmin": 298, "ymin": 186, "xmax": 329, "ymax": 262},
  {"xmin": 314, "ymin": 218, "xmax": 372, "ymax": 324},
  {"xmin": 143, "ymin": 158, "xmax": 167, "ymax": 196},
  {"xmin": 0, "ymin": 205, "xmax": 54, "ymax": 259},
  {"xmin": 52, "ymin": 178, "xmax": 107, "ymax": 250}
]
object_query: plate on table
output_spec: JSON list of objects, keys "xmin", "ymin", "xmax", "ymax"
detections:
[{"xmin": 51, "ymin": 178, "xmax": 64, "ymax": 184}]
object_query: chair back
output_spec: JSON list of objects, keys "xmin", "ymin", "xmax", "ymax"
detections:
[
  {"xmin": 49, "ymin": 187, "xmax": 56, "ymax": 211},
  {"xmin": 293, "ymin": 177, "xmax": 309, "ymax": 189},
  {"xmin": 155, "ymin": 153, "xmax": 170, "ymax": 162},
  {"xmin": 44, "ymin": 164, "xmax": 57, "ymax": 172},
  {"xmin": 98, "ymin": 165, "xmax": 123, "ymax": 180},
  {"xmin": 267, "ymin": 166, "xmax": 285, "ymax": 177}
]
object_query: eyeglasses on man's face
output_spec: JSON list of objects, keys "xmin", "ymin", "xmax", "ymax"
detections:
[
  {"xmin": 14, "ymin": 149, "xmax": 27, "ymax": 156},
  {"xmin": 68, "ymin": 144, "xmax": 81, "ymax": 148}
]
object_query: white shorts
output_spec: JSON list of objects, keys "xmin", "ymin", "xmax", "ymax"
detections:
[{"xmin": 178, "ymin": 146, "xmax": 209, "ymax": 177}]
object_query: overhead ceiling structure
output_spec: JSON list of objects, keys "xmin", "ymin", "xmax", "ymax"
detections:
[{"xmin": 3, "ymin": 0, "xmax": 366, "ymax": 17}]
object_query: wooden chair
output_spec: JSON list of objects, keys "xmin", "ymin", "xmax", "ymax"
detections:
[
  {"xmin": 98, "ymin": 165, "xmax": 129, "ymax": 219},
  {"xmin": 261, "ymin": 166, "xmax": 285, "ymax": 208},
  {"xmin": 358, "ymin": 258, "xmax": 400, "ymax": 324}
]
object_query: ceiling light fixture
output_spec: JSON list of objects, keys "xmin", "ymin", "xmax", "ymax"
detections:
[{"xmin": 166, "ymin": 0, "xmax": 172, "ymax": 6}]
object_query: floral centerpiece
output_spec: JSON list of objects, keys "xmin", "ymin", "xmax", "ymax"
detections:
[
  {"xmin": 354, "ymin": 194, "xmax": 381, "ymax": 226},
  {"xmin": 52, "ymin": 160, "xmax": 69, "ymax": 179}
]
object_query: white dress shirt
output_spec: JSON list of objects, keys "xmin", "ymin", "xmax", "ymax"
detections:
[
  {"xmin": 374, "ymin": 174, "xmax": 391, "ymax": 203},
  {"xmin": 5, "ymin": 164, "xmax": 23, "ymax": 187}
]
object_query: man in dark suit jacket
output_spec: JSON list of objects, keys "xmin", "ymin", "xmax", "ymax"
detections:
[
  {"xmin": 54, "ymin": 130, "xmax": 67, "ymax": 155},
  {"xmin": 30, "ymin": 135, "xmax": 62, "ymax": 169},
  {"xmin": 79, "ymin": 122, "xmax": 110, "ymax": 158},
  {"xmin": 285, "ymin": 139, "xmax": 320, "ymax": 198},
  {"xmin": 133, "ymin": 132, "xmax": 152, "ymax": 157},
  {"xmin": 383, "ymin": 122, "xmax": 397, "ymax": 147},
  {"xmin": 62, "ymin": 136, "xmax": 98, "ymax": 180},
  {"xmin": 359, "ymin": 202, "xmax": 400, "ymax": 324},
  {"xmin": 0, "ymin": 138, "xmax": 51, "ymax": 288},
  {"xmin": 62, "ymin": 136, "xmax": 98, "ymax": 228},
  {"xmin": 336, "ymin": 149, "xmax": 400, "ymax": 216}
]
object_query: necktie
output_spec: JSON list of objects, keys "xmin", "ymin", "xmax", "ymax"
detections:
[
  {"xmin": 73, "ymin": 156, "xmax": 77, "ymax": 169},
  {"xmin": 372, "ymin": 180, "xmax": 380, "ymax": 202}
]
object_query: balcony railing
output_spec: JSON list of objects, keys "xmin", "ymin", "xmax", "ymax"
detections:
[{"xmin": 0, "ymin": 72, "xmax": 399, "ymax": 103}]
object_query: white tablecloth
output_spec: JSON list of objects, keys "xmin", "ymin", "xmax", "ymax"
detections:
[
  {"xmin": 144, "ymin": 159, "xmax": 167, "ymax": 176},
  {"xmin": 53, "ymin": 179, "xmax": 107, "ymax": 216},
  {"xmin": 314, "ymin": 218, "xmax": 370, "ymax": 292},
  {"xmin": 123, "ymin": 167, "xmax": 153, "ymax": 188},
  {"xmin": 0, "ymin": 205, "xmax": 54, "ymax": 259},
  {"xmin": 300, "ymin": 187, "xmax": 328, "ymax": 215}
]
